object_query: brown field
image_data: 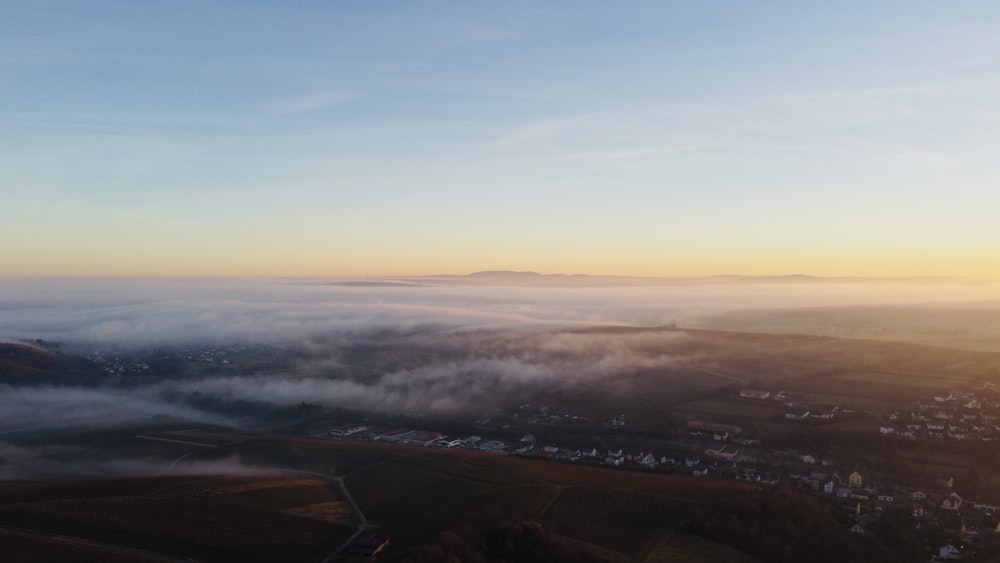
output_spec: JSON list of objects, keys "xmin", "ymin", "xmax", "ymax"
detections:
[
  {"xmin": 0, "ymin": 475, "xmax": 354, "ymax": 562},
  {"xmin": 641, "ymin": 531, "xmax": 762, "ymax": 563},
  {"xmin": 784, "ymin": 372, "xmax": 956, "ymax": 406},
  {"xmin": 522, "ymin": 328, "xmax": 1000, "ymax": 430},
  {"xmin": 3, "ymin": 434, "xmax": 898, "ymax": 562},
  {"xmin": 673, "ymin": 396, "xmax": 786, "ymax": 422},
  {"xmin": 210, "ymin": 437, "xmax": 762, "ymax": 559},
  {"xmin": 541, "ymin": 486, "xmax": 683, "ymax": 557},
  {"xmin": 0, "ymin": 527, "xmax": 162, "ymax": 563}
]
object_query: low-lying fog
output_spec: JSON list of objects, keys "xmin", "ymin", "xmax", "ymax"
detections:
[
  {"xmin": 2, "ymin": 275, "xmax": 999, "ymax": 477},
  {"xmin": 3, "ymin": 276, "xmax": 998, "ymax": 347}
]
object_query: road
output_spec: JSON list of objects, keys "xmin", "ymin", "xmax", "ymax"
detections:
[
  {"xmin": 158, "ymin": 444, "xmax": 375, "ymax": 563},
  {"xmin": 273, "ymin": 469, "xmax": 374, "ymax": 563}
]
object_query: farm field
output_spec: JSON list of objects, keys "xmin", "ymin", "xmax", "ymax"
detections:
[
  {"xmin": 641, "ymin": 531, "xmax": 762, "ymax": 563},
  {"xmin": 672, "ymin": 395, "xmax": 786, "ymax": 423},
  {"xmin": 784, "ymin": 370, "xmax": 963, "ymax": 406},
  {"xmin": 0, "ymin": 429, "xmax": 915, "ymax": 562},
  {"xmin": 196, "ymin": 437, "xmax": 893, "ymax": 561},
  {"xmin": 0, "ymin": 475, "xmax": 354, "ymax": 563}
]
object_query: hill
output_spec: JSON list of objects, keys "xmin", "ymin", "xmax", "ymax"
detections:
[
  {"xmin": 199, "ymin": 438, "xmax": 906, "ymax": 562},
  {"xmin": 0, "ymin": 342, "xmax": 103, "ymax": 385},
  {"xmin": 0, "ymin": 473, "xmax": 354, "ymax": 562},
  {"xmin": 0, "ymin": 436, "xmax": 911, "ymax": 562}
]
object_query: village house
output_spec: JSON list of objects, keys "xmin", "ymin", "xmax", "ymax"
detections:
[
  {"xmin": 330, "ymin": 423, "xmax": 368, "ymax": 437},
  {"xmin": 706, "ymin": 446, "xmax": 740, "ymax": 461},
  {"xmin": 942, "ymin": 492, "xmax": 964, "ymax": 511},
  {"xmin": 849, "ymin": 471, "xmax": 863, "ymax": 487},
  {"xmin": 937, "ymin": 543, "xmax": 964, "ymax": 560},
  {"xmin": 974, "ymin": 501, "xmax": 999, "ymax": 513}
]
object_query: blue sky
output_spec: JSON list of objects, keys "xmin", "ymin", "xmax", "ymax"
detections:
[{"xmin": 3, "ymin": 1, "xmax": 999, "ymax": 277}]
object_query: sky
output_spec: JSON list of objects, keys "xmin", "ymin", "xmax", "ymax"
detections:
[{"xmin": 2, "ymin": 1, "xmax": 999, "ymax": 278}]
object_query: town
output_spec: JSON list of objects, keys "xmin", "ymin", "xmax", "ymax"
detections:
[{"xmin": 318, "ymin": 382, "xmax": 1000, "ymax": 561}]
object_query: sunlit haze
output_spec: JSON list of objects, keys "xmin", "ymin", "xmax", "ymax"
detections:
[{"xmin": 2, "ymin": 2, "xmax": 999, "ymax": 278}]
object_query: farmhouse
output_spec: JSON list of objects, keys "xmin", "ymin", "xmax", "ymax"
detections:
[
  {"xmin": 397, "ymin": 430, "xmax": 444, "ymax": 446},
  {"xmin": 942, "ymin": 492, "xmax": 964, "ymax": 511},
  {"xmin": 687, "ymin": 420, "xmax": 743, "ymax": 435},
  {"xmin": 329, "ymin": 423, "xmax": 367, "ymax": 437},
  {"xmin": 974, "ymin": 501, "xmax": 999, "ymax": 513},
  {"xmin": 937, "ymin": 543, "xmax": 963, "ymax": 560},
  {"xmin": 706, "ymin": 446, "xmax": 740, "ymax": 461},
  {"xmin": 850, "ymin": 490, "xmax": 870, "ymax": 501},
  {"xmin": 849, "ymin": 471, "xmax": 863, "ymax": 487},
  {"xmin": 478, "ymin": 440, "xmax": 507, "ymax": 452},
  {"xmin": 740, "ymin": 389, "xmax": 771, "ymax": 399},
  {"xmin": 733, "ymin": 435, "xmax": 761, "ymax": 446}
]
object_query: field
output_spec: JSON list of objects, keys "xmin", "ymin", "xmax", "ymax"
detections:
[
  {"xmin": 194, "ymin": 437, "xmax": 875, "ymax": 561},
  {"xmin": 0, "ymin": 475, "xmax": 354, "ymax": 562},
  {"xmin": 0, "ymin": 430, "xmax": 911, "ymax": 562},
  {"xmin": 783, "ymin": 370, "xmax": 969, "ymax": 409},
  {"xmin": 537, "ymin": 328, "xmax": 1000, "ymax": 432},
  {"xmin": 641, "ymin": 531, "xmax": 761, "ymax": 563}
]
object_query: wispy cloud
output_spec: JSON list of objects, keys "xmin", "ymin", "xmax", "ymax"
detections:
[
  {"xmin": 875, "ymin": 151, "xmax": 961, "ymax": 166},
  {"xmin": 533, "ymin": 144, "xmax": 726, "ymax": 162},
  {"xmin": 492, "ymin": 115, "xmax": 593, "ymax": 149},
  {"xmin": 272, "ymin": 91, "xmax": 355, "ymax": 115},
  {"xmin": 781, "ymin": 83, "xmax": 948, "ymax": 102}
]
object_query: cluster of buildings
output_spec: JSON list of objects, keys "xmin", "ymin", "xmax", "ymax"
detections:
[
  {"xmin": 86, "ymin": 343, "xmax": 273, "ymax": 376},
  {"xmin": 511, "ymin": 402, "xmax": 590, "ymax": 425},
  {"xmin": 87, "ymin": 350, "xmax": 152, "ymax": 375},
  {"xmin": 324, "ymin": 380, "xmax": 1000, "ymax": 559},
  {"xmin": 878, "ymin": 386, "xmax": 1000, "ymax": 442},
  {"xmin": 739, "ymin": 388, "xmax": 852, "ymax": 421}
]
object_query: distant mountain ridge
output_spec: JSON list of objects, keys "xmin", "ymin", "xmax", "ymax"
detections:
[{"xmin": 397, "ymin": 271, "xmax": 991, "ymax": 287}]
